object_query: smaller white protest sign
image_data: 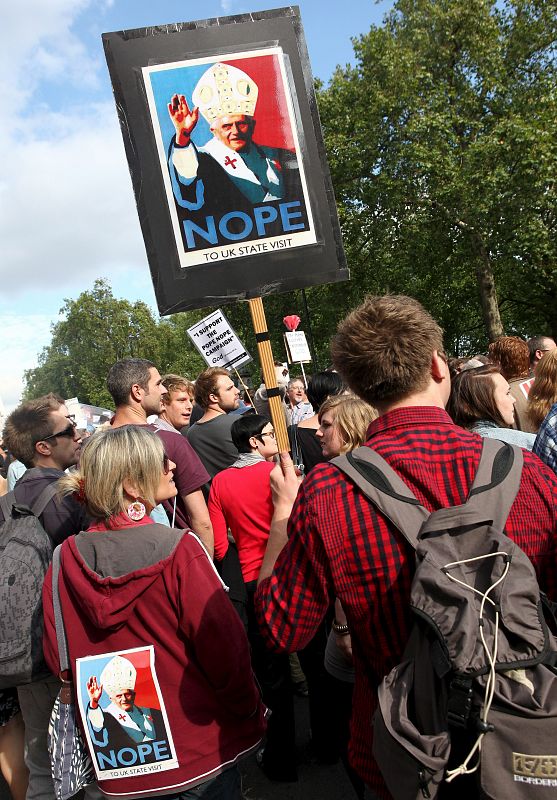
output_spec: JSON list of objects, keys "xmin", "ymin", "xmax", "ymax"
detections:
[
  {"xmin": 187, "ymin": 309, "xmax": 251, "ymax": 370},
  {"xmin": 284, "ymin": 331, "xmax": 311, "ymax": 364}
]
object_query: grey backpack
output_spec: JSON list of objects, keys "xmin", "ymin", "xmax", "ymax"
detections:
[
  {"xmin": 333, "ymin": 438, "xmax": 557, "ymax": 800},
  {"xmin": 0, "ymin": 482, "xmax": 56, "ymax": 687}
]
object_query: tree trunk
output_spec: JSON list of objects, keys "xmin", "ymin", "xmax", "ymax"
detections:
[{"xmin": 471, "ymin": 234, "xmax": 503, "ymax": 342}]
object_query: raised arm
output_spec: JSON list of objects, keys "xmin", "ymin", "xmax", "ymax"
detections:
[{"xmin": 168, "ymin": 94, "xmax": 200, "ymax": 147}]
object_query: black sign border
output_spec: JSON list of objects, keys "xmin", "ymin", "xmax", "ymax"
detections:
[{"xmin": 103, "ymin": 6, "xmax": 348, "ymax": 315}]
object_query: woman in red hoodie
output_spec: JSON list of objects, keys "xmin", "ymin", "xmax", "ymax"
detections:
[{"xmin": 42, "ymin": 425, "xmax": 266, "ymax": 800}]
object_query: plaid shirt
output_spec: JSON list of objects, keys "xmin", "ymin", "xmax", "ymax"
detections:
[
  {"xmin": 534, "ymin": 402, "xmax": 557, "ymax": 475},
  {"xmin": 255, "ymin": 406, "xmax": 557, "ymax": 796}
]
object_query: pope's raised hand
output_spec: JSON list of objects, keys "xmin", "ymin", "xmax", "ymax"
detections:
[
  {"xmin": 168, "ymin": 94, "xmax": 199, "ymax": 147},
  {"xmin": 87, "ymin": 675, "xmax": 103, "ymax": 709}
]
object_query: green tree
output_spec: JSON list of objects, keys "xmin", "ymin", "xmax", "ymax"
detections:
[
  {"xmin": 24, "ymin": 280, "xmax": 167, "ymax": 406},
  {"xmin": 317, "ymin": 0, "xmax": 557, "ymax": 346}
]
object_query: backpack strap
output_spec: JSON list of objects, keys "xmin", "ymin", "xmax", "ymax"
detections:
[
  {"xmin": 29, "ymin": 482, "xmax": 59, "ymax": 519},
  {"xmin": 421, "ymin": 438, "xmax": 524, "ymax": 537},
  {"xmin": 0, "ymin": 490, "xmax": 15, "ymax": 521},
  {"xmin": 332, "ymin": 447, "xmax": 429, "ymax": 550},
  {"xmin": 51, "ymin": 544, "xmax": 70, "ymax": 673},
  {"xmin": 0, "ymin": 480, "xmax": 58, "ymax": 521},
  {"xmin": 331, "ymin": 437, "xmax": 524, "ymax": 548}
]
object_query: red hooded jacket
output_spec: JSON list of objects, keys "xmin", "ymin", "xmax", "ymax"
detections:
[{"xmin": 42, "ymin": 519, "xmax": 266, "ymax": 798}]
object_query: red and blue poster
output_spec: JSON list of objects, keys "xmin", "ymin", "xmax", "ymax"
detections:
[
  {"xmin": 76, "ymin": 646, "xmax": 178, "ymax": 781},
  {"xmin": 143, "ymin": 47, "xmax": 317, "ymax": 268}
]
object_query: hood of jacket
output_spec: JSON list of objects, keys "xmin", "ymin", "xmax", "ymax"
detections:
[{"xmin": 60, "ymin": 522, "xmax": 182, "ymax": 632}]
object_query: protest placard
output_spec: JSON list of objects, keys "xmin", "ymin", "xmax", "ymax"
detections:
[
  {"xmin": 284, "ymin": 331, "xmax": 311, "ymax": 364},
  {"xmin": 187, "ymin": 310, "xmax": 251, "ymax": 370},
  {"xmin": 103, "ymin": 7, "xmax": 348, "ymax": 315}
]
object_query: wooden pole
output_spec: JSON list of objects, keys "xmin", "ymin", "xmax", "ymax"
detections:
[
  {"xmin": 248, "ymin": 297, "xmax": 290, "ymax": 453},
  {"xmin": 232, "ymin": 367, "xmax": 254, "ymax": 406}
]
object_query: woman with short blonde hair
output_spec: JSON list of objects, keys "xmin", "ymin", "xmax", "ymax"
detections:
[
  {"xmin": 58, "ymin": 424, "xmax": 164, "ymax": 520},
  {"xmin": 317, "ymin": 395, "xmax": 377, "ymax": 459},
  {"xmin": 43, "ymin": 425, "xmax": 265, "ymax": 800}
]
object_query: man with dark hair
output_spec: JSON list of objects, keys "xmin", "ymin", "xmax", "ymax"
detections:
[
  {"xmin": 1, "ymin": 394, "xmax": 88, "ymax": 800},
  {"xmin": 186, "ymin": 368, "xmax": 241, "ymax": 479},
  {"xmin": 254, "ymin": 294, "xmax": 557, "ymax": 799},
  {"xmin": 107, "ymin": 359, "xmax": 213, "ymax": 555},
  {"xmin": 528, "ymin": 335, "xmax": 556, "ymax": 371}
]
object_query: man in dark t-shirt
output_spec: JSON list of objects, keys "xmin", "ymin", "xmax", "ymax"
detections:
[
  {"xmin": 107, "ymin": 359, "xmax": 213, "ymax": 556},
  {"xmin": 186, "ymin": 368, "xmax": 241, "ymax": 480}
]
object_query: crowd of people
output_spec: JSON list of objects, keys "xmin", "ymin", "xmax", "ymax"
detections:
[{"xmin": 0, "ymin": 296, "xmax": 557, "ymax": 800}]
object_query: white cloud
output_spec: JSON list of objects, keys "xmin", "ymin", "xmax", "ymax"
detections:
[
  {"xmin": 0, "ymin": 1, "xmax": 101, "ymax": 124},
  {"xmin": 0, "ymin": 313, "xmax": 57, "ymax": 411},
  {"xmin": 0, "ymin": 101, "xmax": 146, "ymax": 297}
]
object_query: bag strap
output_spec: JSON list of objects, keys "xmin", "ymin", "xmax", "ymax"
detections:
[
  {"xmin": 0, "ymin": 481, "xmax": 57, "ymax": 521},
  {"xmin": 0, "ymin": 490, "xmax": 15, "ymax": 521},
  {"xmin": 332, "ymin": 448, "xmax": 428, "ymax": 551},
  {"xmin": 30, "ymin": 482, "xmax": 59, "ymax": 519},
  {"xmin": 52, "ymin": 545, "xmax": 70, "ymax": 673},
  {"xmin": 420, "ymin": 438, "xmax": 523, "ymax": 536},
  {"xmin": 332, "ymin": 437, "xmax": 524, "ymax": 550}
]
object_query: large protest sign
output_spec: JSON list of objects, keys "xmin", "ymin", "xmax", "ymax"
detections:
[
  {"xmin": 187, "ymin": 309, "xmax": 251, "ymax": 370},
  {"xmin": 103, "ymin": 7, "xmax": 348, "ymax": 315}
]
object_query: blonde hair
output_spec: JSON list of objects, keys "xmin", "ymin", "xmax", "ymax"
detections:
[
  {"xmin": 59, "ymin": 426, "xmax": 164, "ymax": 520},
  {"xmin": 318, "ymin": 395, "xmax": 377, "ymax": 453},
  {"xmin": 527, "ymin": 350, "xmax": 557, "ymax": 429}
]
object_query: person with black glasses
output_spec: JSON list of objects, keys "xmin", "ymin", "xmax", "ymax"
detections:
[
  {"xmin": 208, "ymin": 414, "xmax": 298, "ymax": 782},
  {"xmin": 1, "ymin": 394, "xmax": 89, "ymax": 800}
]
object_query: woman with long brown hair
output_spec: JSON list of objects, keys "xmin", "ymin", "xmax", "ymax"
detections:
[{"xmin": 527, "ymin": 350, "xmax": 557, "ymax": 432}]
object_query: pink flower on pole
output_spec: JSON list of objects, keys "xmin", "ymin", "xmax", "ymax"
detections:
[{"xmin": 283, "ymin": 315, "xmax": 301, "ymax": 332}]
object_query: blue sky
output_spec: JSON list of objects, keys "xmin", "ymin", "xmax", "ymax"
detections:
[{"xmin": 0, "ymin": 0, "xmax": 392, "ymax": 412}]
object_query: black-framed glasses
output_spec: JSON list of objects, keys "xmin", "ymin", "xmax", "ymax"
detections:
[
  {"xmin": 41, "ymin": 419, "xmax": 77, "ymax": 442},
  {"xmin": 163, "ymin": 454, "xmax": 171, "ymax": 474},
  {"xmin": 257, "ymin": 429, "xmax": 276, "ymax": 442}
]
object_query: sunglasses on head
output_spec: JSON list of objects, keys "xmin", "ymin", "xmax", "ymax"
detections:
[{"xmin": 41, "ymin": 418, "xmax": 77, "ymax": 442}]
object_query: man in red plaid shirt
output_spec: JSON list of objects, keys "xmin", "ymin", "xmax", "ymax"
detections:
[{"xmin": 255, "ymin": 295, "xmax": 557, "ymax": 799}]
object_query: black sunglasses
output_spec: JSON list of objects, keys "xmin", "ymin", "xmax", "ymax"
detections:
[
  {"xmin": 163, "ymin": 454, "xmax": 171, "ymax": 474},
  {"xmin": 41, "ymin": 419, "xmax": 77, "ymax": 442}
]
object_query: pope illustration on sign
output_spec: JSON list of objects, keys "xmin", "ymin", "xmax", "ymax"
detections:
[
  {"xmin": 166, "ymin": 61, "xmax": 306, "ymax": 245},
  {"xmin": 85, "ymin": 655, "xmax": 167, "ymax": 763}
]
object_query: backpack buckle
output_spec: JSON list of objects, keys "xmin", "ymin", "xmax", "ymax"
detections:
[{"xmin": 447, "ymin": 676, "xmax": 473, "ymax": 728}]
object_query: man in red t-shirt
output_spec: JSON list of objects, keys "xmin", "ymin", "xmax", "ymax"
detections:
[{"xmin": 255, "ymin": 295, "xmax": 557, "ymax": 799}]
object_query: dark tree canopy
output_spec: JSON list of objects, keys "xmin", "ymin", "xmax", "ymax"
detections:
[{"xmin": 316, "ymin": 0, "xmax": 557, "ymax": 349}]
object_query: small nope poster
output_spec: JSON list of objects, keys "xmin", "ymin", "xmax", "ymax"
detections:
[{"xmin": 103, "ymin": 7, "xmax": 348, "ymax": 314}]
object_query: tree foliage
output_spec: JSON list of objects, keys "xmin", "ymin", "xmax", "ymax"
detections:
[
  {"xmin": 23, "ymin": 280, "xmax": 207, "ymax": 406},
  {"xmin": 316, "ymin": 0, "xmax": 557, "ymax": 347}
]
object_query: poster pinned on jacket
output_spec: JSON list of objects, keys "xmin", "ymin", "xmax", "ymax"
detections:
[
  {"xmin": 103, "ymin": 7, "xmax": 348, "ymax": 314},
  {"xmin": 76, "ymin": 646, "xmax": 178, "ymax": 781}
]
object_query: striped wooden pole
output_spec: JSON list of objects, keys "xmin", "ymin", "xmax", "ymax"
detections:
[{"xmin": 248, "ymin": 297, "xmax": 290, "ymax": 453}]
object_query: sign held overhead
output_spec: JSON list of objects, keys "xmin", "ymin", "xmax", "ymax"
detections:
[
  {"xmin": 187, "ymin": 309, "xmax": 251, "ymax": 370},
  {"xmin": 102, "ymin": 6, "xmax": 348, "ymax": 315}
]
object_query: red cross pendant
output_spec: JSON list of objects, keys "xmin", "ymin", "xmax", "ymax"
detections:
[{"xmin": 224, "ymin": 155, "xmax": 237, "ymax": 169}]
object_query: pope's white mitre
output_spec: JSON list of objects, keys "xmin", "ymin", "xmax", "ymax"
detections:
[
  {"xmin": 101, "ymin": 656, "xmax": 137, "ymax": 696},
  {"xmin": 193, "ymin": 62, "xmax": 258, "ymax": 123}
]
